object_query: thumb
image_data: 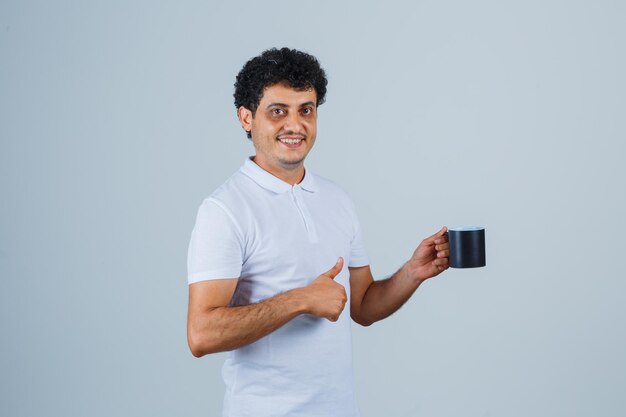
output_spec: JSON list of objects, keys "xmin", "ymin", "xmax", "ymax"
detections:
[
  {"xmin": 425, "ymin": 226, "xmax": 448, "ymax": 244},
  {"xmin": 323, "ymin": 257, "xmax": 344, "ymax": 279}
]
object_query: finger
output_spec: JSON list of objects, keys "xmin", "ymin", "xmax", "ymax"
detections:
[
  {"xmin": 425, "ymin": 226, "xmax": 448, "ymax": 245},
  {"xmin": 432, "ymin": 257, "xmax": 449, "ymax": 267},
  {"xmin": 437, "ymin": 249, "xmax": 450, "ymax": 258},
  {"xmin": 434, "ymin": 230, "xmax": 449, "ymax": 245},
  {"xmin": 330, "ymin": 302, "xmax": 346, "ymax": 322},
  {"xmin": 435, "ymin": 242, "xmax": 450, "ymax": 251},
  {"xmin": 323, "ymin": 257, "xmax": 344, "ymax": 279}
]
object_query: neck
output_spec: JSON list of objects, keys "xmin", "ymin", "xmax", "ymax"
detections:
[{"xmin": 252, "ymin": 157, "xmax": 305, "ymax": 185}]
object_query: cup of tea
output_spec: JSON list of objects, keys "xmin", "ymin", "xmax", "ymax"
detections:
[{"xmin": 446, "ymin": 227, "xmax": 486, "ymax": 268}]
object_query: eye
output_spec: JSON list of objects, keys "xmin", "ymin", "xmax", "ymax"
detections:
[
  {"xmin": 272, "ymin": 108, "xmax": 285, "ymax": 116},
  {"xmin": 301, "ymin": 107, "xmax": 314, "ymax": 116}
]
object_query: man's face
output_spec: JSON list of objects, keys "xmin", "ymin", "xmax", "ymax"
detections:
[{"xmin": 239, "ymin": 83, "xmax": 317, "ymax": 178}]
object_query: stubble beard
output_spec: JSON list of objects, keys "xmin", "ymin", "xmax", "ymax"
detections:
[
  {"xmin": 252, "ymin": 130, "xmax": 313, "ymax": 173},
  {"xmin": 276, "ymin": 153, "xmax": 306, "ymax": 171},
  {"xmin": 275, "ymin": 132, "xmax": 311, "ymax": 171}
]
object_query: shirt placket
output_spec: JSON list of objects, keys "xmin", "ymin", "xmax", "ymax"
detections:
[{"xmin": 290, "ymin": 185, "xmax": 319, "ymax": 243}]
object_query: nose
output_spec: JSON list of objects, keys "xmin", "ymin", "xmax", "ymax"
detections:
[{"xmin": 282, "ymin": 111, "xmax": 303, "ymax": 134}]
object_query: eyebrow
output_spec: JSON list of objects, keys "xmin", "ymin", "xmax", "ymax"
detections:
[
  {"xmin": 266, "ymin": 103, "xmax": 288, "ymax": 109},
  {"xmin": 265, "ymin": 101, "xmax": 316, "ymax": 109}
]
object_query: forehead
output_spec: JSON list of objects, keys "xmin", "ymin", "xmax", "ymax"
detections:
[{"xmin": 259, "ymin": 83, "xmax": 317, "ymax": 106}]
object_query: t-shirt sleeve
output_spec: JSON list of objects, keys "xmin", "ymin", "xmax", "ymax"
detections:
[
  {"xmin": 187, "ymin": 198, "xmax": 244, "ymax": 284},
  {"xmin": 348, "ymin": 199, "xmax": 369, "ymax": 268}
]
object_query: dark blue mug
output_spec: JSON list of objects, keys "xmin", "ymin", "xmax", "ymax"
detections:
[{"xmin": 446, "ymin": 227, "xmax": 486, "ymax": 268}]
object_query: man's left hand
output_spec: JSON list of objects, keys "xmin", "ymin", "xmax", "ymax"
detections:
[{"xmin": 407, "ymin": 226, "xmax": 450, "ymax": 283}]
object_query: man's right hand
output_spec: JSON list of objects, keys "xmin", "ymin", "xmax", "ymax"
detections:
[
  {"xmin": 188, "ymin": 257, "xmax": 348, "ymax": 356},
  {"xmin": 302, "ymin": 257, "xmax": 347, "ymax": 322}
]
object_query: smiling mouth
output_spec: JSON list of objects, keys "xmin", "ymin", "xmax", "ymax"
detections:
[
  {"xmin": 278, "ymin": 137, "xmax": 303, "ymax": 145},
  {"xmin": 277, "ymin": 132, "xmax": 306, "ymax": 146}
]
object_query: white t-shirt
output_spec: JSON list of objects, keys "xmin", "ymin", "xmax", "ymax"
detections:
[{"xmin": 187, "ymin": 158, "xmax": 369, "ymax": 417}]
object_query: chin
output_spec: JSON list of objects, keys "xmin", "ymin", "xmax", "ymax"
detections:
[{"xmin": 278, "ymin": 156, "xmax": 306, "ymax": 167}]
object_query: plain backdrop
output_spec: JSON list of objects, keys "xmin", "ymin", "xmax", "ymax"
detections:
[{"xmin": 1, "ymin": 1, "xmax": 625, "ymax": 416}]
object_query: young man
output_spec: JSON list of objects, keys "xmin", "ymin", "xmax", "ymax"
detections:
[{"xmin": 187, "ymin": 47, "xmax": 450, "ymax": 417}]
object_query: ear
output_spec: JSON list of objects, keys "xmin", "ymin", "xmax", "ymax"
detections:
[{"xmin": 238, "ymin": 106, "xmax": 253, "ymax": 136}]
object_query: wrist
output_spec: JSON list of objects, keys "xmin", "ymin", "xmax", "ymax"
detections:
[
  {"xmin": 403, "ymin": 259, "xmax": 426, "ymax": 285},
  {"xmin": 285, "ymin": 287, "xmax": 310, "ymax": 315}
]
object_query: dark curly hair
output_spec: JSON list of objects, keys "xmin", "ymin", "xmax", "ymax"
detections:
[{"xmin": 234, "ymin": 47, "xmax": 328, "ymax": 138}]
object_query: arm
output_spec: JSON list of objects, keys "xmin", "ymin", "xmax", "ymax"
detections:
[
  {"xmin": 187, "ymin": 258, "xmax": 347, "ymax": 357},
  {"xmin": 349, "ymin": 227, "xmax": 450, "ymax": 326}
]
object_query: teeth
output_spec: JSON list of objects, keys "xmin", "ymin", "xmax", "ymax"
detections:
[{"xmin": 279, "ymin": 138, "xmax": 302, "ymax": 145}]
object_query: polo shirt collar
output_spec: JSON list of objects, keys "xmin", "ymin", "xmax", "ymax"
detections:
[{"xmin": 241, "ymin": 157, "xmax": 318, "ymax": 194}]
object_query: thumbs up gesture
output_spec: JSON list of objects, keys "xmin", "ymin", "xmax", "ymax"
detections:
[{"xmin": 303, "ymin": 257, "xmax": 347, "ymax": 322}]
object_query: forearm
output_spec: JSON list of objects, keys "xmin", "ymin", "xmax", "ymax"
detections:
[
  {"xmin": 357, "ymin": 261, "xmax": 422, "ymax": 325},
  {"xmin": 351, "ymin": 228, "xmax": 449, "ymax": 326},
  {"xmin": 188, "ymin": 288, "xmax": 308, "ymax": 356}
]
